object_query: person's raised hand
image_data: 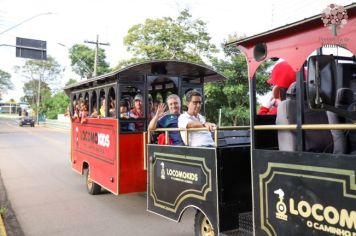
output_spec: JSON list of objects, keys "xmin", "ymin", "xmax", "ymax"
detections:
[{"xmin": 155, "ymin": 103, "xmax": 167, "ymax": 119}]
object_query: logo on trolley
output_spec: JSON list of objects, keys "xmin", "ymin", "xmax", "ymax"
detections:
[
  {"xmin": 158, "ymin": 161, "xmax": 199, "ymax": 184},
  {"xmin": 274, "ymin": 188, "xmax": 288, "ymax": 221},
  {"xmin": 321, "ymin": 4, "xmax": 348, "ymax": 36},
  {"xmin": 273, "ymin": 187, "xmax": 356, "ymax": 235}
]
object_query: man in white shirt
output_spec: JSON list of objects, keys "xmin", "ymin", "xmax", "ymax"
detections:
[{"xmin": 178, "ymin": 90, "xmax": 217, "ymax": 147}]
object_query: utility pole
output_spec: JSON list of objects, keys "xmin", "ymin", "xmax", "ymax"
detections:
[{"xmin": 84, "ymin": 35, "xmax": 109, "ymax": 77}]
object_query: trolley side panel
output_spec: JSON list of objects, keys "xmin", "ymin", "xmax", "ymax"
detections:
[
  {"xmin": 119, "ymin": 133, "xmax": 147, "ymax": 194},
  {"xmin": 253, "ymin": 149, "xmax": 356, "ymax": 236},
  {"xmin": 71, "ymin": 119, "xmax": 118, "ymax": 194},
  {"xmin": 147, "ymin": 145, "xmax": 219, "ymax": 231}
]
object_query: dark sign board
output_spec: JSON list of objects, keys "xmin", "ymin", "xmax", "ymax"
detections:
[
  {"xmin": 16, "ymin": 37, "xmax": 47, "ymax": 60},
  {"xmin": 253, "ymin": 149, "xmax": 356, "ymax": 236}
]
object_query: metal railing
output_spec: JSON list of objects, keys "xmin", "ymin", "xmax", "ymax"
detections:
[
  {"xmin": 148, "ymin": 126, "xmax": 250, "ymax": 147},
  {"xmin": 42, "ymin": 119, "xmax": 70, "ymax": 131}
]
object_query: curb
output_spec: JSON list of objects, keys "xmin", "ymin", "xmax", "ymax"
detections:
[{"xmin": 0, "ymin": 215, "xmax": 6, "ymax": 236}]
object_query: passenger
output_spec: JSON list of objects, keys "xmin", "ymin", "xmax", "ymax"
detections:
[
  {"xmin": 130, "ymin": 94, "xmax": 144, "ymax": 131},
  {"xmin": 178, "ymin": 90, "xmax": 216, "ymax": 147},
  {"xmin": 120, "ymin": 100, "xmax": 130, "ymax": 119},
  {"xmin": 90, "ymin": 106, "xmax": 99, "ymax": 118},
  {"xmin": 67, "ymin": 103, "xmax": 80, "ymax": 122},
  {"xmin": 120, "ymin": 100, "xmax": 135, "ymax": 131},
  {"xmin": 153, "ymin": 100, "xmax": 161, "ymax": 114},
  {"xmin": 148, "ymin": 97, "xmax": 155, "ymax": 121},
  {"xmin": 109, "ymin": 99, "xmax": 116, "ymax": 118},
  {"xmin": 258, "ymin": 61, "xmax": 296, "ymax": 115},
  {"xmin": 130, "ymin": 94, "xmax": 144, "ymax": 118},
  {"xmin": 99, "ymin": 97, "xmax": 106, "ymax": 117},
  {"xmin": 80, "ymin": 102, "xmax": 89, "ymax": 123},
  {"xmin": 148, "ymin": 94, "xmax": 184, "ymax": 145}
]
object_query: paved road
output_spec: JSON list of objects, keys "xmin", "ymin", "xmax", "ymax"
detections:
[{"xmin": 0, "ymin": 118, "xmax": 194, "ymax": 236}]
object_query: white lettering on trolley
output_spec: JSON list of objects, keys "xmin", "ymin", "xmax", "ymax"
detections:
[{"xmin": 80, "ymin": 131, "xmax": 110, "ymax": 148}]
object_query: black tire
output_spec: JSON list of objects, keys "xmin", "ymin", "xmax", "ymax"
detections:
[
  {"xmin": 85, "ymin": 168, "xmax": 101, "ymax": 195},
  {"xmin": 194, "ymin": 210, "xmax": 215, "ymax": 236}
]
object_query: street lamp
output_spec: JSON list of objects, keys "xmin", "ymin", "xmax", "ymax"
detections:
[
  {"xmin": 58, "ymin": 43, "xmax": 93, "ymax": 79},
  {"xmin": 0, "ymin": 12, "xmax": 53, "ymax": 35}
]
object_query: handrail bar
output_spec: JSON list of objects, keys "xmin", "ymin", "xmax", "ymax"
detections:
[
  {"xmin": 148, "ymin": 125, "xmax": 250, "ymax": 146},
  {"xmin": 254, "ymin": 124, "xmax": 356, "ymax": 130}
]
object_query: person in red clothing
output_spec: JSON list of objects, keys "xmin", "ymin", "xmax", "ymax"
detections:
[
  {"xmin": 130, "ymin": 94, "xmax": 144, "ymax": 118},
  {"xmin": 130, "ymin": 94, "xmax": 145, "ymax": 131},
  {"xmin": 258, "ymin": 61, "xmax": 296, "ymax": 115}
]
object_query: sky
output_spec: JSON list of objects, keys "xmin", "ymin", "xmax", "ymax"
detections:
[{"xmin": 0, "ymin": 0, "xmax": 354, "ymax": 102}]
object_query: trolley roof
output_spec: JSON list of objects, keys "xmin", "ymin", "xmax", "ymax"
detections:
[
  {"xmin": 226, "ymin": 3, "xmax": 356, "ymax": 78},
  {"xmin": 64, "ymin": 60, "xmax": 227, "ymax": 93}
]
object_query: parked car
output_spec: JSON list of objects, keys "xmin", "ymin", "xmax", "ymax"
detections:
[{"xmin": 19, "ymin": 116, "xmax": 35, "ymax": 127}]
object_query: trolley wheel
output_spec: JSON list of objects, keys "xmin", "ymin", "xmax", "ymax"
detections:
[
  {"xmin": 194, "ymin": 210, "xmax": 215, "ymax": 236},
  {"xmin": 85, "ymin": 168, "xmax": 101, "ymax": 195}
]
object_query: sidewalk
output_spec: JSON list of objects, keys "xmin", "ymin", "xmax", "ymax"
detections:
[{"xmin": 0, "ymin": 171, "xmax": 24, "ymax": 236}]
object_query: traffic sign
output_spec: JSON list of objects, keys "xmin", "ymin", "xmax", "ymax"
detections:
[{"xmin": 16, "ymin": 37, "xmax": 47, "ymax": 60}]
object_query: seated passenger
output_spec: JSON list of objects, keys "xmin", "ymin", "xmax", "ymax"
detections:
[
  {"xmin": 109, "ymin": 99, "xmax": 116, "ymax": 118},
  {"xmin": 99, "ymin": 97, "xmax": 106, "ymax": 117},
  {"xmin": 80, "ymin": 102, "xmax": 89, "ymax": 123},
  {"xmin": 258, "ymin": 61, "xmax": 296, "ymax": 115},
  {"xmin": 67, "ymin": 103, "xmax": 81, "ymax": 122},
  {"xmin": 130, "ymin": 94, "xmax": 144, "ymax": 131},
  {"xmin": 130, "ymin": 94, "xmax": 144, "ymax": 118},
  {"xmin": 90, "ymin": 107, "xmax": 99, "ymax": 118},
  {"xmin": 120, "ymin": 100, "xmax": 135, "ymax": 131},
  {"xmin": 148, "ymin": 97, "xmax": 155, "ymax": 121},
  {"xmin": 178, "ymin": 90, "xmax": 216, "ymax": 147},
  {"xmin": 120, "ymin": 100, "xmax": 130, "ymax": 119},
  {"xmin": 148, "ymin": 94, "xmax": 184, "ymax": 145},
  {"xmin": 153, "ymin": 100, "xmax": 161, "ymax": 114}
]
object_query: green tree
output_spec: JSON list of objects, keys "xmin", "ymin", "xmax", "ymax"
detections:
[
  {"xmin": 43, "ymin": 91, "xmax": 70, "ymax": 119},
  {"xmin": 69, "ymin": 44, "xmax": 110, "ymax": 78},
  {"xmin": 113, "ymin": 58, "xmax": 146, "ymax": 71},
  {"xmin": 206, "ymin": 36, "xmax": 272, "ymax": 126},
  {"xmin": 21, "ymin": 79, "xmax": 51, "ymax": 110},
  {"xmin": 65, "ymin": 78, "xmax": 78, "ymax": 86},
  {"xmin": 0, "ymin": 69, "xmax": 13, "ymax": 100},
  {"xmin": 15, "ymin": 56, "xmax": 62, "ymax": 114},
  {"xmin": 122, "ymin": 9, "xmax": 217, "ymax": 64}
]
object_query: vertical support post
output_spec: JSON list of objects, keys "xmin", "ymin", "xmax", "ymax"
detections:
[
  {"xmin": 165, "ymin": 131, "xmax": 168, "ymax": 145},
  {"xmin": 296, "ymin": 67, "xmax": 305, "ymax": 152},
  {"xmin": 93, "ymin": 35, "xmax": 98, "ymax": 77},
  {"xmin": 218, "ymin": 108, "xmax": 222, "ymax": 127},
  {"xmin": 37, "ymin": 77, "xmax": 41, "ymax": 124},
  {"xmin": 84, "ymin": 35, "xmax": 110, "ymax": 78}
]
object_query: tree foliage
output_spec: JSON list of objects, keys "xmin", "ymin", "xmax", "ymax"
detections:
[
  {"xmin": 123, "ymin": 9, "xmax": 217, "ymax": 64},
  {"xmin": 69, "ymin": 44, "xmax": 110, "ymax": 78},
  {"xmin": 206, "ymin": 36, "xmax": 272, "ymax": 126},
  {"xmin": 21, "ymin": 79, "xmax": 51, "ymax": 110},
  {"xmin": 15, "ymin": 56, "xmax": 63, "ymax": 114},
  {"xmin": 65, "ymin": 78, "xmax": 78, "ymax": 86},
  {"xmin": 42, "ymin": 91, "xmax": 70, "ymax": 119},
  {"xmin": 0, "ymin": 69, "xmax": 13, "ymax": 100},
  {"xmin": 15, "ymin": 56, "xmax": 63, "ymax": 85}
]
